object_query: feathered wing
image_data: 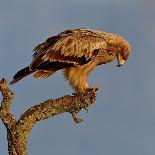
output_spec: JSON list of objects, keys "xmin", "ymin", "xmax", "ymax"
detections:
[
  {"xmin": 29, "ymin": 29, "xmax": 107, "ymax": 79},
  {"xmin": 10, "ymin": 29, "xmax": 108, "ymax": 84},
  {"xmin": 41, "ymin": 29, "xmax": 107, "ymax": 62},
  {"xmin": 34, "ymin": 29, "xmax": 109, "ymax": 75}
]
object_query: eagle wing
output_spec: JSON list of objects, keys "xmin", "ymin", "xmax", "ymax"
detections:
[{"xmin": 32, "ymin": 29, "xmax": 108, "ymax": 68}]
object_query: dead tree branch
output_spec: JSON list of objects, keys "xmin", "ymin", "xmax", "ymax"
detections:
[{"xmin": 0, "ymin": 78, "xmax": 98, "ymax": 155}]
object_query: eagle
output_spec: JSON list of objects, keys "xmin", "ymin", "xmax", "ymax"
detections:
[{"xmin": 10, "ymin": 28, "xmax": 131, "ymax": 92}]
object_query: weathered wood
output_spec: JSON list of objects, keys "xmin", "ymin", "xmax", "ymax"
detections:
[{"xmin": 0, "ymin": 78, "xmax": 98, "ymax": 155}]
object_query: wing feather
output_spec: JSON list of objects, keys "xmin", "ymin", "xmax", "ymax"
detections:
[{"xmin": 32, "ymin": 28, "xmax": 108, "ymax": 68}]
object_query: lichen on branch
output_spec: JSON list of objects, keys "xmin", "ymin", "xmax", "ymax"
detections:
[{"xmin": 0, "ymin": 78, "xmax": 98, "ymax": 155}]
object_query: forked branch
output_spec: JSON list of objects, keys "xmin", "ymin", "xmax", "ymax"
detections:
[{"xmin": 0, "ymin": 78, "xmax": 98, "ymax": 155}]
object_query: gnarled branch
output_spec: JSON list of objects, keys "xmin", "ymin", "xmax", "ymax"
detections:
[{"xmin": 0, "ymin": 78, "xmax": 98, "ymax": 155}]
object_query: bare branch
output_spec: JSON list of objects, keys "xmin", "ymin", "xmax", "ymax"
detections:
[{"xmin": 0, "ymin": 78, "xmax": 98, "ymax": 155}]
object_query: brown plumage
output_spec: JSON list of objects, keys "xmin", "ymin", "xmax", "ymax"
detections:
[{"xmin": 10, "ymin": 28, "xmax": 131, "ymax": 92}]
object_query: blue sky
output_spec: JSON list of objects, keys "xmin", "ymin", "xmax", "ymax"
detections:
[{"xmin": 0, "ymin": 0, "xmax": 155, "ymax": 155}]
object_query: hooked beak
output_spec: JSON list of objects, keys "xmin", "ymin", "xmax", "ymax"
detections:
[
  {"xmin": 117, "ymin": 59, "xmax": 125, "ymax": 67},
  {"xmin": 117, "ymin": 54, "xmax": 125, "ymax": 67}
]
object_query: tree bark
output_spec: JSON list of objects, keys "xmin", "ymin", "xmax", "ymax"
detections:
[{"xmin": 0, "ymin": 78, "xmax": 98, "ymax": 155}]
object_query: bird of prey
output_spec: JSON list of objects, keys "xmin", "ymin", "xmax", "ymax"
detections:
[{"xmin": 10, "ymin": 28, "xmax": 131, "ymax": 92}]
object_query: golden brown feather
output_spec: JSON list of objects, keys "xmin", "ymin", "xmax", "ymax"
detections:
[{"xmin": 10, "ymin": 28, "xmax": 131, "ymax": 92}]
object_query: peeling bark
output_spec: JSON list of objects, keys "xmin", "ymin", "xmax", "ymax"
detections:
[{"xmin": 0, "ymin": 78, "xmax": 98, "ymax": 155}]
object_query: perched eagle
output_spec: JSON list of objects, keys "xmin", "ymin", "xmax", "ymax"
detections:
[{"xmin": 10, "ymin": 28, "xmax": 130, "ymax": 92}]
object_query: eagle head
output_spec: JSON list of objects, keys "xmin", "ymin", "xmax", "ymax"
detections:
[{"xmin": 116, "ymin": 38, "xmax": 131, "ymax": 67}]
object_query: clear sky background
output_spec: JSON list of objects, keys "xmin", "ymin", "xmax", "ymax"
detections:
[{"xmin": 0, "ymin": 0, "xmax": 155, "ymax": 155}]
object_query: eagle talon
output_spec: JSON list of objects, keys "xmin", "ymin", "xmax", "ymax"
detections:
[{"xmin": 75, "ymin": 117, "xmax": 83, "ymax": 123}]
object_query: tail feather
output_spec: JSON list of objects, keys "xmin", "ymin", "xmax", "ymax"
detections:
[
  {"xmin": 33, "ymin": 70, "xmax": 55, "ymax": 79},
  {"xmin": 10, "ymin": 66, "xmax": 34, "ymax": 85}
]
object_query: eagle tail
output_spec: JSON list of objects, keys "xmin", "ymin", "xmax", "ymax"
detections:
[
  {"xmin": 10, "ymin": 66, "xmax": 34, "ymax": 85},
  {"xmin": 33, "ymin": 70, "xmax": 55, "ymax": 79}
]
